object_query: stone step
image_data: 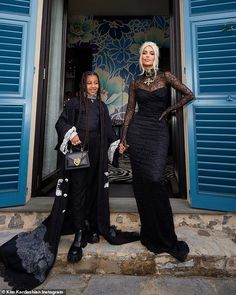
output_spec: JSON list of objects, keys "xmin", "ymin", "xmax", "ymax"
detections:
[
  {"xmin": 1, "ymin": 198, "xmax": 236, "ymax": 235},
  {"xmin": 54, "ymin": 227, "xmax": 236, "ymax": 277},
  {"xmin": 1, "ymin": 227, "xmax": 236, "ymax": 277},
  {"xmin": 1, "ymin": 198, "xmax": 236, "ymax": 278}
]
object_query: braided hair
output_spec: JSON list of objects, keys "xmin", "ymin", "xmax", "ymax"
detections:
[{"xmin": 79, "ymin": 71, "xmax": 105, "ymax": 140}]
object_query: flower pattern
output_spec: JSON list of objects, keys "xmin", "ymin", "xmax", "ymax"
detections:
[
  {"xmin": 98, "ymin": 19, "xmax": 130, "ymax": 39},
  {"xmin": 96, "ymin": 67, "xmax": 128, "ymax": 119},
  {"xmin": 109, "ymin": 38, "xmax": 134, "ymax": 65},
  {"xmin": 68, "ymin": 16, "xmax": 170, "ymax": 120},
  {"xmin": 130, "ymin": 27, "xmax": 170, "ymax": 56},
  {"xmin": 68, "ymin": 16, "xmax": 97, "ymax": 45},
  {"xmin": 16, "ymin": 224, "xmax": 54, "ymax": 283}
]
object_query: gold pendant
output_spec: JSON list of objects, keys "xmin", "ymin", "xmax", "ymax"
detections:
[
  {"xmin": 74, "ymin": 158, "xmax": 81, "ymax": 166},
  {"xmin": 144, "ymin": 77, "xmax": 154, "ymax": 86}
]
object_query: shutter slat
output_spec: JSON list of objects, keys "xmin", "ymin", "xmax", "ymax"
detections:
[
  {"xmin": 199, "ymin": 52, "xmax": 236, "ymax": 59},
  {"xmin": 0, "ymin": 36, "xmax": 23, "ymax": 44},
  {"xmin": 199, "ymin": 176, "xmax": 236, "ymax": 186},
  {"xmin": 0, "ymin": 64, "xmax": 20, "ymax": 71},
  {"xmin": 198, "ymin": 148, "xmax": 236, "ymax": 157},
  {"xmin": 0, "ymin": 44, "xmax": 21, "ymax": 51},
  {"xmin": 197, "ymin": 135, "xmax": 236, "ymax": 142},
  {"xmin": 198, "ymin": 141, "xmax": 236, "ymax": 149},
  {"xmin": 196, "ymin": 127, "xmax": 236, "ymax": 134},
  {"xmin": 198, "ymin": 163, "xmax": 236, "ymax": 172},
  {"xmin": 0, "ymin": 133, "xmax": 22, "ymax": 139},
  {"xmin": 0, "ymin": 167, "xmax": 19, "ymax": 173},
  {"xmin": 200, "ymin": 79, "xmax": 236, "ymax": 85},
  {"xmin": 0, "ymin": 71, "xmax": 20, "ymax": 77},
  {"xmin": 0, "ymin": 51, "xmax": 21, "ymax": 58},
  {"xmin": 0, "ymin": 175, "xmax": 18, "ymax": 184},
  {"xmin": 0, "ymin": 153, "xmax": 20, "ymax": 160},
  {"xmin": 198, "ymin": 38, "xmax": 236, "ymax": 46},
  {"xmin": 0, "ymin": 161, "xmax": 20, "ymax": 169},
  {"xmin": 199, "ymin": 64, "xmax": 236, "ymax": 71},
  {"xmin": 198, "ymin": 35, "xmax": 236, "ymax": 42},
  {"xmin": 198, "ymin": 43, "xmax": 236, "ymax": 51},
  {"xmin": 191, "ymin": 0, "xmax": 236, "ymax": 15},
  {"xmin": 200, "ymin": 70, "xmax": 235, "ymax": 78},
  {"xmin": 0, "ymin": 182, "xmax": 18, "ymax": 191},
  {"xmin": 199, "ymin": 169, "xmax": 236, "ymax": 178},
  {"xmin": 198, "ymin": 183, "xmax": 236, "ymax": 195},
  {"xmin": 0, "ymin": 0, "xmax": 30, "ymax": 15},
  {"xmin": 200, "ymin": 85, "xmax": 236, "ymax": 92},
  {"xmin": 198, "ymin": 155, "xmax": 236, "ymax": 164}
]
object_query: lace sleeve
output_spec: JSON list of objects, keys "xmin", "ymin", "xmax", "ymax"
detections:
[
  {"xmin": 121, "ymin": 80, "xmax": 136, "ymax": 144},
  {"xmin": 163, "ymin": 71, "xmax": 195, "ymax": 114}
]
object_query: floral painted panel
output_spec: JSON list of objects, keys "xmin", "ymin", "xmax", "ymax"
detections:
[{"xmin": 68, "ymin": 16, "xmax": 170, "ymax": 120}]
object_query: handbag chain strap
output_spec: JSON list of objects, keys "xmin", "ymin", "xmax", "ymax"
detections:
[{"xmin": 78, "ymin": 98, "xmax": 89, "ymax": 152}]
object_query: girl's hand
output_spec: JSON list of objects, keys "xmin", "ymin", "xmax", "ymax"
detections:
[
  {"xmin": 71, "ymin": 135, "xmax": 81, "ymax": 146},
  {"xmin": 119, "ymin": 142, "xmax": 129, "ymax": 154}
]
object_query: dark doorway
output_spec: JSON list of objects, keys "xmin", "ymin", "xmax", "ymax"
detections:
[
  {"xmin": 32, "ymin": 0, "xmax": 186, "ymax": 199},
  {"xmin": 65, "ymin": 48, "xmax": 93, "ymax": 97}
]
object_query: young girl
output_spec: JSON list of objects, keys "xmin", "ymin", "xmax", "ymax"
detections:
[{"xmin": 0, "ymin": 71, "xmax": 139, "ymax": 290}]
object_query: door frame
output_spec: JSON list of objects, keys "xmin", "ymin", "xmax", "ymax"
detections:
[
  {"xmin": 31, "ymin": 0, "xmax": 67, "ymax": 196},
  {"xmin": 170, "ymin": 0, "xmax": 187, "ymax": 198},
  {"xmin": 31, "ymin": 0, "xmax": 187, "ymax": 198}
]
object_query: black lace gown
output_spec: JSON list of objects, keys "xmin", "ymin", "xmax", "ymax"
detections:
[{"xmin": 122, "ymin": 71, "xmax": 194, "ymax": 257}]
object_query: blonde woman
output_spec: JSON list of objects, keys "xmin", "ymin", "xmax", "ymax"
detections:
[{"xmin": 119, "ymin": 42, "xmax": 195, "ymax": 262}]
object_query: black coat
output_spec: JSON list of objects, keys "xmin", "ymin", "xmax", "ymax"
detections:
[{"xmin": 54, "ymin": 96, "xmax": 117, "ymax": 238}]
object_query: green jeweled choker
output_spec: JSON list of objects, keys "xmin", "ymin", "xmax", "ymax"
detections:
[
  {"xmin": 144, "ymin": 69, "xmax": 155, "ymax": 85},
  {"xmin": 144, "ymin": 69, "xmax": 155, "ymax": 77}
]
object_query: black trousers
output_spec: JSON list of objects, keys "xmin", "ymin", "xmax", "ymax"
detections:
[{"xmin": 69, "ymin": 131, "xmax": 101, "ymax": 231}]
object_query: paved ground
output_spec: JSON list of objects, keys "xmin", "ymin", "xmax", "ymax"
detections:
[
  {"xmin": 1, "ymin": 274, "xmax": 236, "ymax": 295},
  {"xmin": 1, "ymin": 227, "xmax": 236, "ymax": 278},
  {"xmin": 1, "ymin": 205, "xmax": 236, "ymax": 294}
]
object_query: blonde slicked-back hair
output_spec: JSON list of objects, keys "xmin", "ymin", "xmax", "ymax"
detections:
[{"xmin": 139, "ymin": 42, "xmax": 159, "ymax": 76}]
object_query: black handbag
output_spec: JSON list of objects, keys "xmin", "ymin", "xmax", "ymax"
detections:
[
  {"xmin": 65, "ymin": 101, "xmax": 90, "ymax": 170},
  {"xmin": 65, "ymin": 148, "xmax": 90, "ymax": 170}
]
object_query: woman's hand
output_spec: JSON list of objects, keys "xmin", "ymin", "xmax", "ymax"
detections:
[
  {"xmin": 119, "ymin": 141, "xmax": 129, "ymax": 154},
  {"xmin": 158, "ymin": 110, "xmax": 168, "ymax": 121},
  {"xmin": 71, "ymin": 135, "xmax": 81, "ymax": 146},
  {"xmin": 159, "ymin": 106, "xmax": 174, "ymax": 121}
]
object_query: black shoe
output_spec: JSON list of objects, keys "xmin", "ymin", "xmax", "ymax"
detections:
[
  {"xmin": 84, "ymin": 220, "xmax": 100, "ymax": 244},
  {"xmin": 67, "ymin": 229, "xmax": 87, "ymax": 263},
  {"xmin": 105, "ymin": 225, "xmax": 140, "ymax": 245},
  {"xmin": 168, "ymin": 241, "xmax": 189, "ymax": 262},
  {"xmin": 87, "ymin": 232, "xmax": 100, "ymax": 244}
]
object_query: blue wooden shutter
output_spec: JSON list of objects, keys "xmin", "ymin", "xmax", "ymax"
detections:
[
  {"xmin": 0, "ymin": 1, "xmax": 37, "ymax": 207},
  {"xmin": 184, "ymin": 1, "xmax": 236, "ymax": 211}
]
